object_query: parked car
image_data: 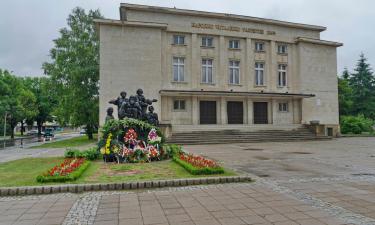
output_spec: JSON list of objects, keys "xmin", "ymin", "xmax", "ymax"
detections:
[
  {"xmin": 26, "ymin": 130, "xmax": 39, "ymax": 136},
  {"xmin": 79, "ymin": 128, "xmax": 86, "ymax": 134},
  {"xmin": 43, "ymin": 128, "xmax": 55, "ymax": 141}
]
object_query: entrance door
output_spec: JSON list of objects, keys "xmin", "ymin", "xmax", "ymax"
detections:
[
  {"xmin": 227, "ymin": 101, "xmax": 243, "ymax": 124},
  {"xmin": 200, "ymin": 101, "xmax": 217, "ymax": 124},
  {"xmin": 253, "ymin": 102, "xmax": 268, "ymax": 124}
]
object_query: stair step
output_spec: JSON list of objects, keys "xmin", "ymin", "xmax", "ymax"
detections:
[{"xmin": 166, "ymin": 126, "xmax": 330, "ymax": 145}]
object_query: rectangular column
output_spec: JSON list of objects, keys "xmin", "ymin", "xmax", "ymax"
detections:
[
  {"xmin": 245, "ymin": 38, "xmax": 252, "ymax": 90},
  {"xmin": 219, "ymin": 36, "xmax": 226, "ymax": 87},
  {"xmin": 192, "ymin": 96, "xmax": 199, "ymax": 125},
  {"xmin": 269, "ymin": 41, "xmax": 277, "ymax": 91},
  {"xmin": 220, "ymin": 97, "xmax": 227, "ymax": 124},
  {"xmin": 191, "ymin": 33, "xmax": 199, "ymax": 88},
  {"xmin": 247, "ymin": 98, "xmax": 253, "ymax": 124}
]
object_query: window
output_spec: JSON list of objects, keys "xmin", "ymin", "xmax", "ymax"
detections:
[
  {"xmin": 173, "ymin": 35, "xmax": 185, "ymax": 45},
  {"xmin": 278, "ymin": 44, "xmax": 287, "ymax": 54},
  {"xmin": 229, "ymin": 40, "xmax": 240, "ymax": 49},
  {"xmin": 173, "ymin": 57, "xmax": 185, "ymax": 82},
  {"xmin": 255, "ymin": 42, "xmax": 264, "ymax": 52},
  {"xmin": 279, "ymin": 103, "xmax": 288, "ymax": 112},
  {"xmin": 173, "ymin": 100, "xmax": 186, "ymax": 110},
  {"xmin": 278, "ymin": 64, "xmax": 287, "ymax": 87},
  {"xmin": 255, "ymin": 62, "xmax": 264, "ymax": 86},
  {"xmin": 202, "ymin": 59, "xmax": 213, "ymax": 84},
  {"xmin": 202, "ymin": 37, "xmax": 213, "ymax": 47},
  {"xmin": 229, "ymin": 60, "xmax": 240, "ymax": 84}
]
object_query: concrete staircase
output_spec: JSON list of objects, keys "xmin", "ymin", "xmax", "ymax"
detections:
[{"xmin": 166, "ymin": 126, "xmax": 331, "ymax": 145}]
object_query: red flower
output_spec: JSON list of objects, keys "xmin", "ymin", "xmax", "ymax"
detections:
[{"xmin": 179, "ymin": 153, "xmax": 219, "ymax": 168}]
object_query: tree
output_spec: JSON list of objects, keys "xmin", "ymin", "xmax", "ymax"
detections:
[
  {"xmin": 23, "ymin": 77, "xmax": 57, "ymax": 135},
  {"xmin": 349, "ymin": 53, "xmax": 375, "ymax": 119},
  {"xmin": 43, "ymin": 7, "xmax": 103, "ymax": 139},
  {"xmin": 338, "ymin": 69, "xmax": 353, "ymax": 116},
  {"xmin": 0, "ymin": 70, "xmax": 37, "ymax": 138}
]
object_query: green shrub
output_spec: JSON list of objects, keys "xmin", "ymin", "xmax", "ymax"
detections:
[
  {"xmin": 165, "ymin": 144, "xmax": 183, "ymax": 158},
  {"xmin": 340, "ymin": 115, "xmax": 374, "ymax": 134},
  {"xmin": 173, "ymin": 156, "xmax": 224, "ymax": 175},
  {"xmin": 36, "ymin": 161, "xmax": 91, "ymax": 183},
  {"xmin": 82, "ymin": 147, "xmax": 100, "ymax": 160},
  {"xmin": 64, "ymin": 148, "xmax": 84, "ymax": 158},
  {"xmin": 65, "ymin": 148, "xmax": 100, "ymax": 160}
]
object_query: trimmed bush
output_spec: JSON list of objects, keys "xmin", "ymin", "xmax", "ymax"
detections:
[
  {"xmin": 340, "ymin": 115, "xmax": 374, "ymax": 134},
  {"xmin": 64, "ymin": 148, "xmax": 83, "ymax": 158},
  {"xmin": 82, "ymin": 147, "xmax": 100, "ymax": 160},
  {"xmin": 173, "ymin": 156, "xmax": 224, "ymax": 175},
  {"xmin": 36, "ymin": 160, "xmax": 90, "ymax": 183},
  {"xmin": 164, "ymin": 144, "xmax": 183, "ymax": 158}
]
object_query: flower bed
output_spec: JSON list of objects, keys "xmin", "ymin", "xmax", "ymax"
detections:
[
  {"xmin": 173, "ymin": 153, "xmax": 224, "ymax": 175},
  {"xmin": 36, "ymin": 158, "xmax": 90, "ymax": 183},
  {"xmin": 98, "ymin": 118, "xmax": 169, "ymax": 163}
]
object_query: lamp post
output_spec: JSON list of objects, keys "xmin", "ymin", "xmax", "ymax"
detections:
[{"xmin": 3, "ymin": 112, "xmax": 7, "ymax": 149}]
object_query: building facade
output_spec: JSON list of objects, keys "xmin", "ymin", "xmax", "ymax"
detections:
[{"xmin": 96, "ymin": 3, "xmax": 342, "ymax": 136}]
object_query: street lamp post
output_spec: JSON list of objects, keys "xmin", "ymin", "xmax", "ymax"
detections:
[{"xmin": 3, "ymin": 112, "xmax": 7, "ymax": 149}]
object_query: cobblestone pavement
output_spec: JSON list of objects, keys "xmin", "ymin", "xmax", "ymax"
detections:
[
  {"xmin": 0, "ymin": 184, "xmax": 353, "ymax": 225},
  {"xmin": 1, "ymin": 137, "xmax": 375, "ymax": 225},
  {"xmin": 184, "ymin": 137, "xmax": 375, "ymax": 225}
]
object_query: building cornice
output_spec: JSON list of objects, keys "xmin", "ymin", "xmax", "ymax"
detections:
[
  {"xmin": 295, "ymin": 37, "xmax": 343, "ymax": 47},
  {"xmin": 159, "ymin": 90, "xmax": 315, "ymax": 98},
  {"xmin": 120, "ymin": 3, "xmax": 326, "ymax": 32},
  {"xmin": 94, "ymin": 18, "xmax": 168, "ymax": 29}
]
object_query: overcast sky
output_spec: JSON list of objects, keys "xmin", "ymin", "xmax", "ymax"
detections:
[{"xmin": 0, "ymin": 0, "xmax": 374, "ymax": 76}]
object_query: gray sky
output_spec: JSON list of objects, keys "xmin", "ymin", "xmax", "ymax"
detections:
[{"xmin": 0, "ymin": 0, "xmax": 374, "ymax": 76}]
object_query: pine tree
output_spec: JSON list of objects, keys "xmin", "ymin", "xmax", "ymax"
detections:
[
  {"xmin": 349, "ymin": 53, "xmax": 375, "ymax": 119},
  {"xmin": 338, "ymin": 70, "xmax": 353, "ymax": 116}
]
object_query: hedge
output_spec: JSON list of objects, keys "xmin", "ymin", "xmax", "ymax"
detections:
[
  {"xmin": 36, "ymin": 160, "xmax": 91, "ymax": 183},
  {"xmin": 173, "ymin": 156, "xmax": 224, "ymax": 175}
]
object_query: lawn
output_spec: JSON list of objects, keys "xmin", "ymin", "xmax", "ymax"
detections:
[
  {"xmin": 31, "ymin": 135, "xmax": 98, "ymax": 149},
  {"xmin": 0, "ymin": 157, "xmax": 236, "ymax": 187}
]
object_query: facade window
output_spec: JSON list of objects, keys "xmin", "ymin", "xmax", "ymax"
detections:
[
  {"xmin": 229, "ymin": 40, "xmax": 240, "ymax": 49},
  {"xmin": 201, "ymin": 59, "xmax": 213, "ymax": 84},
  {"xmin": 229, "ymin": 60, "xmax": 240, "ymax": 84},
  {"xmin": 173, "ymin": 100, "xmax": 186, "ymax": 110},
  {"xmin": 173, "ymin": 57, "xmax": 185, "ymax": 82},
  {"xmin": 202, "ymin": 37, "xmax": 213, "ymax": 47},
  {"xmin": 278, "ymin": 44, "xmax": 287, "ymax": 54},
  {"xmin": 173, "ymin": 35, "xmax": 185, "ymax": 45},
  {"xmin": 255, "ymin": 42, "xmax": 265, "ymax": 52},
  {"xmin": 255, "ymin": 62, "xmax": 264, "ymax": 86},
  {"xmin": 279, "ymin": 103, "xmax": 288, "ymax": 112},
  {"xmin": 278, "ymin": 64, "xmax": 287, "ymax": 87}
]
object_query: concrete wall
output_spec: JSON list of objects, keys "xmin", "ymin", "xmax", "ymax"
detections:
[
  {"xmin": 99, "ymin": 25, "xmax": 163, "ymax": 125},
  {"xmin": 298, "ymin": 42, "xmax": 339, "ymax": 125}
]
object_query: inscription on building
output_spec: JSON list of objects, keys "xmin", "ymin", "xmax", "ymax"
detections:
[{"xmin": 192, "ymin": 23, "xmax": 276, "ymax": 35}]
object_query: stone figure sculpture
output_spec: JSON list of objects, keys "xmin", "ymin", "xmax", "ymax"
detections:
[
  {"xmin": 108, "ymin": 89, "xmax": 159, "ymax": 126},
  {"xmin": 109, "ymin": 91, "xmax": 128, "ymax": 119},
  {"xmin": 105, "ymin": 107, "xmax": 115, "ymax": 122},
  {"xmin": 146, "ymin": 106, "xmax": 159, "ymax": 126},
  {"xmin": 135, "ymin": 89, "xmax": 158, "ymax": 119}
]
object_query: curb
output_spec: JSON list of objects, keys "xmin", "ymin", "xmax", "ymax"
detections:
[{"xmin": 0, "ymin": 176, "xmax": 252, "ymax": 196}]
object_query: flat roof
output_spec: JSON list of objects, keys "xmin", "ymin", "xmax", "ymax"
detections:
[{"xmin": 121, "ymin": 3, "xmax": 327, "ymax": 32}]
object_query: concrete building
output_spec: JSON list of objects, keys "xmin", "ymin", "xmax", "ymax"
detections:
[{"xmin": 96, "ymin": 3, "xmax": 342, "ymax": 137}]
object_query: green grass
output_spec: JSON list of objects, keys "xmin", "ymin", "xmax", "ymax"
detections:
[
  {"xmin": 0, "ymin": 157, "xmax": 236, "ymax": 187},
  {"xmin": 0, "ymin": 157, "xmax": 63, "ymax": 187},
  {"xmin": 31, "ymin": 135, "xmax": 98, "ymax": 149}
]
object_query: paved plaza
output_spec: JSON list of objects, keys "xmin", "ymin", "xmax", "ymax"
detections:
[{"xmin": 1, "ymin": 137, "xmax": 375, "ymax": 225}]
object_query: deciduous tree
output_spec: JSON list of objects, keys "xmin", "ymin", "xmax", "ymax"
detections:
[{"xmin": 43, "ymin": 7, "xmax": 103, "ymax": 139}]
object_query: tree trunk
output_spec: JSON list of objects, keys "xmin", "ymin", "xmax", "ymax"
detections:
[
  {"xmin": 86, "ymin": 124, "xmax": 93, "ymax": 140},
  {"xmin": 10, "ymin": 124, "xmax": 15, "ymax": 139},
  {"xmin": 20, "ymin": 121, "xmax": 24, "ymax": 136},
  {"xmin": 37, "ymin": 120, "xmax": 42, "ymax": 137}
]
